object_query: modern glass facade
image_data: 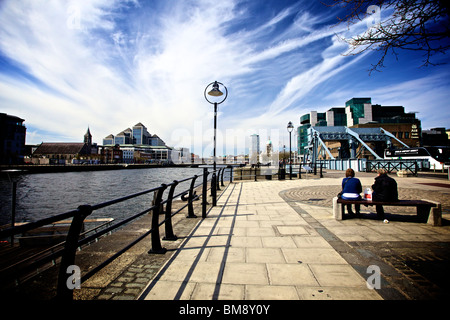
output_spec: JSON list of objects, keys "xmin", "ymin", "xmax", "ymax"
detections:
[
  {"xmin": 345, "ymin": 97, "xmax": 371, "ymax": 125},
  {"xmin": 132, "ymin": 123, "xmax": 151, "ymax": 145},
  {"xmin": 297, "ymin": 97, "xmax": 422, "ymax": 158},
  {"xmin": 103, "ymin": 134, "xmax": 114, "ymax": 145},
  {"xmin": 133, "ymin": 127, "xmax": 142, "ymax": 145},
  {"xmin": 102, "ymin": 123, "xmax": 171, "ymax": 163}
]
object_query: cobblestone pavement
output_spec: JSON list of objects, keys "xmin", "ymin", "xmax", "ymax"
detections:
[
  {"xmin": 348, "ymin": 241, "xmax": 450, "ymax": 299},
  {"xmin": 280, "ymin": 171, "xmax": 450, "ymax": 300},
  {"xmin": 283, "ymin": 185, "xmax": 450, "ymax": 215}
]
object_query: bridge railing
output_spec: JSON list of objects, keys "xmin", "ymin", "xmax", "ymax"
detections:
[{"xmin": 0, "ymin": 166, "xmax": 232, "ymax": 300}]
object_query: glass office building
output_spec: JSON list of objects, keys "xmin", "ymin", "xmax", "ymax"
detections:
[{"xmin": 297, "ymin": 98, "xmax": 422, "ymax": 159}]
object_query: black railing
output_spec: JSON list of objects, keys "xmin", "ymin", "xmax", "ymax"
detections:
[
  {"xmin": 233, "ymin": 163, "xmax": 321, "ymax": 181},
  {"xmin": 366, "ymin": 159, "xmax": 420, "ymax": 176},
  {"xmin": 0, "ymin": 166, "xmax": 231, "ymax": 300}
]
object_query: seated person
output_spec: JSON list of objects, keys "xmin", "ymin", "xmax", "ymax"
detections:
[
  {"xmin": 341, "ymin": 168, "xmax": 362, "ymax": 215},
  {"xmin": 372, "ymin": 168, "xmax": 398, "ymax": 219}
]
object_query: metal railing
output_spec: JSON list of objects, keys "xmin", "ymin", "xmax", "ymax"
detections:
[
  {"xmin": 0, "ymin": 166, "xmax": 231, "ymax": 300},
  {"xmin": 233, "ymin": 163, "xmax": 322, "ymax": 181},
  {"xmin": 365, "ymin": 159, "xmax": 421, "ymax": 176},
  {"xmin": 315, "ymin": 158, "xmax": 427, "ymax": 175}
]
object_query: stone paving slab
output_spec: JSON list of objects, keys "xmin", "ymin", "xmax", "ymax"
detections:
[
  {"xmin": 139, "ymin": 180, "xmax": 385, "ymax": 300},
  {"xmin": 137, "ymin": 172, "xmax": 450, "ymax": 301}
]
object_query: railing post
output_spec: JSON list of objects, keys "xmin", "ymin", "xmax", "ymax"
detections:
[
  {"xmin": 299, "ymin": 163, "xmax": 302, "ymax": 179},
  {"xmin": 56, "ymin": 204, "xmax": 92, "ymax": 300},
  {"xmin": 211, "ymin": 172, "xmax": 217, "ymax": 207},
  {"xmin": 187, "ymin": 175, "xmax": 198, "ymax": 218},
  {"xmin": 10, "ymin": 181, "xmax": 17, "ymax": 247},
  {"xmin": 202, "ymin": 168, "xmax": 209, "ymax": 219},
  {"xmin": 148, "ymin": 184, "xmax": 168, "ymax": 254},
  {"xmin": 163, "ymin": 181, "xmax": 178, "ymax": 241},
  {"xmin": 220, "ymin": 167, "xmax": 225, "ymax": 186},
  {"xmin": 320, "ymin": 162, "xmax": 323, "ymax": 178},
  {"xmin": 230, "ymin": 166, "xmax": 233, "ymax": 183},
  {"xmin": 216, "ymin": 169, "xmax": 221, "ymax": 191}
]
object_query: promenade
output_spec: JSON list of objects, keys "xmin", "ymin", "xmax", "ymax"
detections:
[
  {"xmin": 13, "ymin": 170, "xmax": 448, "ymax": 301},
  {"xmin": 132, "ymin": 172, "xmax": 450, "ymax": 300}
]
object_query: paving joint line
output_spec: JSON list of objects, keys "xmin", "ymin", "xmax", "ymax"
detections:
[{"xmin": 279, "ymin": 189, "xmax": 407, "ymax": 300}]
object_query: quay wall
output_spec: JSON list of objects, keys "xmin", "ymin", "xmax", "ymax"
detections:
[{"xmin": 0, "ymin": 163, "xmax": 198, "ymax": 175}]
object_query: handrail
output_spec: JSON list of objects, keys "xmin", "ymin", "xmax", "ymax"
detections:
[{"xmin": 0, "ymin": 166, "xmax": 232, "ymax": 300}]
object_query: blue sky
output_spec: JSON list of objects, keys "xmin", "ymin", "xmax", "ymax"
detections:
[{"xmin": 1, "ymin": 0, "xmax": 449, "ymax": 156}]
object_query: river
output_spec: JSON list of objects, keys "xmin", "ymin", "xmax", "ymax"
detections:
[{"xmin": 0, "ymin": 167, "xmax": 226, "ymax": 226}]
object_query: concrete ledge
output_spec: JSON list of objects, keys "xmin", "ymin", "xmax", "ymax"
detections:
[
  {"xmin": 332, "ymin": 197, "xmax": 342, "ymax": 220},
  {"xmin": 423, "ymin": 199, "xmax": 442, "ymax": 226}
]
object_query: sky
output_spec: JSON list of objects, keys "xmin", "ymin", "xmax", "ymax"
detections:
[{"xmin": 1, "ymin": 0, "xmax": 449, "ymax": 156}]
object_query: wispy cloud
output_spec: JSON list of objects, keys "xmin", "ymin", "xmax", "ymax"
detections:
[{"xmin": 0, "ymin": 0, "xmax": 448, "ymax": 155}]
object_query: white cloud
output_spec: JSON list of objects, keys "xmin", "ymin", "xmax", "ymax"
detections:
[{"xmin": 0, "ymin": 0, "xmax": 448, "ymax": 153}]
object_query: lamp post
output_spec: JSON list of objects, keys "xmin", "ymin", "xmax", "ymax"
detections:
[
  {"xmin": 204, "ymin": 81, "xmax": 228, "ymax": 198},
  {"xmin": 287, "ymin": 121, "xmax": 294, "ymax": 180}
]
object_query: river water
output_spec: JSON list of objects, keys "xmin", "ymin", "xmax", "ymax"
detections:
[{"xmin": 0, "ymin": 167, "xmax": 222, "ymax": 226}]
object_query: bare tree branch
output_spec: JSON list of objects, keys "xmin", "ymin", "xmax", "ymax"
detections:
[{"xmin": 324, "ymin": 0, "xmax": 450, "ymax": 73}]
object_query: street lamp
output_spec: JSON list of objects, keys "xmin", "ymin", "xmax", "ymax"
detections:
[
  {"xmin": 204, "ymin": 81, "xmax": 228, "ymax": 201},
  {"xmin": 287, "ymin": 121, "xmax": 294, "ymax": 180}
]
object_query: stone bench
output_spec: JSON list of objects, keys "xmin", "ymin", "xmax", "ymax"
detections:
[{"xmin": 332, "ymin": 197, "xmax": 442, "ymax": 226}]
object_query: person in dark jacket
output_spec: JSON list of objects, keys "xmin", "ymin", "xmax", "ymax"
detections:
[
  {"xmin": 341, "ymin": 168, "xmax": 362, "ymax": 215},
  {"xmin": 372, "ymin": 168, "xmax": 398, "ymax": 218}
]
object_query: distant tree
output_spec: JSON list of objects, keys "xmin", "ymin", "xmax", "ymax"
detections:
[{"xmin": 326, "ymin": 0, "xmax": 450, "ymax": 72}]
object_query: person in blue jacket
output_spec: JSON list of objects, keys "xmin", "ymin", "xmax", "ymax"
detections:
[{"xmin": 341, "ymin": 168, "xmax": 363, "ymax": 215}]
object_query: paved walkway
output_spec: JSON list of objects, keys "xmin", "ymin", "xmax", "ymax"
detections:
[
  {"xmin": 138, "ymin": 174, "xmax": 450, "ymax": 300},
  {"xmin": 137, "ymin": 175, "xmax": 414, "ymax": 300}
]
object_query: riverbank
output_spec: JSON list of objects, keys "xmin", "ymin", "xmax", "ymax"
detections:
[{"xmin": 0, "ymin": 163, "xmax": 200, "ymax": 175}]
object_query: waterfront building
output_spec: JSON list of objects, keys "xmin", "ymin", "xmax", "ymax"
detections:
[
  {"xmin": 102, "ymin": 122, "xmax": 173, "ymax": 164},
  {"xmin": 114, "ymin": 128, "xmax": 134, "ymax": 145},
  {"xmin": 422, "ymin": 127, "xmax": 450, "ymax": 146},
  {"xmin": 249, "ymin": 134, "xmax": 260, "ymax": 164},
  {"xmin": 33, "ymin": 142, "xmax": 91, "ymax": 164},
  {"xmin": 100, "ymin": 145, "xmax": 123, "ymax": 164},
  {"xmin": 103, "ymin": 134, "xmax": 115, "ymax": 145},
  {"xmin": 0, "ymin": 113, "xmax": 26, "ymax": 164},
  {"xmin": 172, "ymin": 147, "xmax": 190, "ymax": 164},
  {"xmin": 32, "ymin": 127, "xmax": 99, "ymax": 164},
  {"xmin": 297, "ymin": 97, "xmax": 422, "ymax": 160},
  {"xmin": 132, "ymin": 122, "xmax": 151, "ymax": 145}
]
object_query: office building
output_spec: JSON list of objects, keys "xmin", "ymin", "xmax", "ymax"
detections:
[
  {"xmin": 249, "ymin": 134, "xmax": 260, "ymax": 164},
  {"xmin": 297, "ymin": 98, "xmax": 422, "ymax": 160},
  {"xmin": 0, "ymin": 113, "xmax": 26, "ymax": 164},
  {"xmin": 102, "ymin": 122, "xmax": 172, "ymax": 163}
]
